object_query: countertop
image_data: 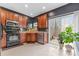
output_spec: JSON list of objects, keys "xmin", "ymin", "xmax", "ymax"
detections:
[{"xmin": 20, "ymin": 31, "xmax": 47, "ymax": 33}]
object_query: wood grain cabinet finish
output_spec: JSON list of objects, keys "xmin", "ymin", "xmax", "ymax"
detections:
[
  {"xmin": 19, "ymin": 15, "xmax": 28, "ymax": 28},
  {"xmin": 6, "ymin": 11, "xmax": 17, "ymax": 21},
  {"xmin": 37, "ymin": 14, "xmax": 48, "ymax": 29},
  {"xmin": 26, "ymin": 33, "xmax": 37, "ymax": 43},
  {"xmin": 31, "ymin": 33, "xmax": 37, "ymax": 43},
  {"xmin": 0, "ymin": 8, "xmax": 29, "ymax": 48},
  {"xmin": 20, "ymin": 33, "xmax": 26, "ymax": 44},
  {"xmin": 0, "ymin": 8, "xmax": 7, "ymax": 26},
  {"xmin": 1, "ymin": 31, "xmax": 6, "ymax": 48},
  {"xmin": 26, "ymin": 33, "xmax": 30, "ymax": 42}
]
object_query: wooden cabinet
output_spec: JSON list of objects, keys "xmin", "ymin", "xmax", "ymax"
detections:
[
  {"xmin": 0, "ymin": 8, "xmax": 7, "ymax": 26},
  {"xmin": 1, "ymin": 31, "xmax": 6, "ymax": 48},
  {"xmin": 26, "ymin": 33, "xmax": 37, "ymax": 43},
  {"xmin": 37, "ymin": 14, "xmax": 48, "ymax": 29},
  {"xmin": 6, "ymin": 11, "xmax": 19, "ymax": 21},
  {"xmin": 19, "ymin": 15, "xmax": 28, "ymax": 28},
  {"xmin": 20, "ymin": 33, "xmax": 26, "ymax": 44},
  {"xmin": 12, "ymin": 13, "xmax": 19, "ymax": 21},
  {"xmin": 31, "ymin": 33, "xmax": 37, "ymax": 42},
  {"xmin": 26, "ymin": 33, "xmax": 30, "ymax": 42},
  {"xmin": 0, "ymin": 7, "xmax": 29, "ymax": 48}
]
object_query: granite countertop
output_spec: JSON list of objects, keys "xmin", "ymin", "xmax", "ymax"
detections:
[{"xmin": 20, "ymin": 31, "xmax": 47, "ymax": 33}]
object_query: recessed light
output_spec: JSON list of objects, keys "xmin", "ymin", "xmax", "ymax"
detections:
[
  {"xmin": 42, "ymin": 6, "xmax": 46, "ymax": 9},
  {"xmin": 25, "ymin": 4, "xmax": 28, "ymax": 8},
  {"xmin": 30, "ymin": 13, "xmax": 33, "ymax": 15}
]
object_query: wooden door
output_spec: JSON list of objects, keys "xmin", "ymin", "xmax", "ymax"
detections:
[
  {"xmin": 37, "ymin": 14, "xmax": 48, "ymax": 28},
  {"xmin": 31, "ymin": 33, "xmax": 37, "ymax": 43},
  {"xmin": 26, "ymin": 33, "xmax": 31, "ymax": 43},
  {"xmin": 42, "ymin": 14, "xmax": 48, "ymax": 28},
  {"xmin": 22, "ymin": 16, "xmax": 28, "ymax": 28},
  {"xmin": 1, "ymin": 31, "xmax": 6, "ymax": 48},
  {"xmin": 0, "ymin": 8, "xmax": 7, "ymax": 26},
  {"xmin": 38, "ymin": 16, "xmax": 42, "ymax": 28},
  {"xmin": 20, "ymin": 33, "xmax": 26, "ymax": 44},
  {"xmin": 19, "ymin": 15, "xmax": 28, "ymax": 28},
  {"xmin": 12, "ymin": 13, "xmax": 19, "ymax": 21}
]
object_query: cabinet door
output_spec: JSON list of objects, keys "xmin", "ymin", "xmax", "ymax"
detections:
[
  {"xmin": 20, "ymin": 33, "xmax": 26, "ymax": 44},
  {"xmin": 38, "ymin": 16, "xmax": 42, "ymax": 28},
  {"xmin": 6, "ymin": 11, "xmax": 13, "ymax": 20},
  {"xmin": 31, "ymin": 33, "xmax": 36, "ymax": 42},
  {"xmin": 22, "ymin": 16, "xmax": 28, "ymax": 28},
  {"xmin": 0, "ymin": 9, "xmax": 7, "ymax": 26},
  {"xmin": 26, "ymin": 33, "xmax": 31, "ymax": 42},
  {"xmin": 42, "ymin": 14, "xmax": 48, "ymax": 28},
  {"xmin": 19, "ymin": 16, "xmax": 27, "ymax": 27},
  {"xmin": 38, "ymin": 14, "xmax": 48, "ymax": 28},
  {"xmin": 1, "ymin": 32, "xmax": 6, "ymax": 48},
  {"xmin": 12, "ymin": 13, "xmax": 19, "ymax": 21}
]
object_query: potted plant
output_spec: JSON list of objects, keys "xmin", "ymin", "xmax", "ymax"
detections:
[
  {"xmin": 59, "ymin": 26, "xmax": 75, "ymax": 52},
  {"xmin": 58, "ymin": 32, "xmax": 65, "ymax": 49}
]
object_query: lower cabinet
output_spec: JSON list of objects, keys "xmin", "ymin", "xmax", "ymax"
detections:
[
  {"xmin": 1, "ymin": 32, "xmax": 6, "ymax": 48},
  {"xmin": 20, "ymin": 32, "xmax": 48, "ymax": 44},
  {"xmin": 26, "ymin": 33, "xmax": 37, "ymax": 43},
  {"xmin": 31, "ymin": 33, "xmax": 37, "ymax": 43},
  {"xmin": 20, "ymin": 33, "xmax": 26, "ymax": 44},
  {"xmin": 26, "ymin": 33, "xmax": 30, "ymax": 42}
]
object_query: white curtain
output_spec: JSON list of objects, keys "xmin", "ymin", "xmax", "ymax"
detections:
[
  {"xmin": 49, "ymin": 13, "xmax": 78, "ymax": 40},
  {"xmin": 61, "ymin": 14, "xmax": 77, "ymax": 32},
  {"xmin": 49, "ymin": 17, "xmax": 62, "ymax": 39}
]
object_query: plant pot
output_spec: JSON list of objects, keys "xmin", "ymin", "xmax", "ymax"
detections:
[
  {"xmin": 65, "ymin": 45, "xmax": 73, "ymax": 52},
  {"xmin": 59, "ymin": 43, "xmax": 64, "ymax": 49}
]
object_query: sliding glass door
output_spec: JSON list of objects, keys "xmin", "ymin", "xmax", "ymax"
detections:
[
  {"xmin": 48, "ymin": 17, "xmax": 62, "ymax": 41},
  {"xmin": 48, "ymin": 13, "xmax": 78, "ymax": 43}
]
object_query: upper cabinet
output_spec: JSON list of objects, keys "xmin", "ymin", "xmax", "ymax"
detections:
[
  {"xmin": 19, "ymin": 15, "xmax": 28, "ymax": 28},
  {"xmin": 37, "ymin": 14, "xmax": 48, "ymax": 29},
  {"xmin": 0, "ymin": 8, "xmax": 28, "ymax": 28},
  {"xmin": 6, "ymin": 11, "xmax": 19, "ymax": 21},
  {"xmin": 0, "ymin": 8, "xmax": 7, "ymax": 26}
]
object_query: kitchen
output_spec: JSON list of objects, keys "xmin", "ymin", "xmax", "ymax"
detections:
[{"xmin": 0, "ymin": 6, "xmax": 48, "ymax": 48}]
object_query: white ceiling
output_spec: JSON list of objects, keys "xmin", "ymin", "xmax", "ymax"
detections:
[{"xmin": 0, "ymin": 3, "xmax": 68, "ymax": 17}]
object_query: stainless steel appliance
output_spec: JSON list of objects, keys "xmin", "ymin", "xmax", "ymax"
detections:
[{"xmin": 6, "ymin": 20, "xmax": 20, "ymax": 47}]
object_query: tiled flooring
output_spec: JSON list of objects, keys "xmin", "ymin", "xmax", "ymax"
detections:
[{"xmin": 1, "ymin": 39, "xmax": 74, "ymax": 56}]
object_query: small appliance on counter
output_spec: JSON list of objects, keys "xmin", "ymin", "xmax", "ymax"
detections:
[{"xmin": 6, "ymin": 20, "xmax": 20, "ymax": 47}]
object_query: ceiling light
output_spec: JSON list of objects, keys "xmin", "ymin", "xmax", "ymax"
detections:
[
  {"xmin": 30, "ymin": 13, "xmax": 33, "ymax": 15},
  {"xmin": 42, "ymin": 6, "xmax": 46, "ymax": 9},
  {"xmin": 25, "ymin": 4, "xmax": 28, "ymax": 8}
]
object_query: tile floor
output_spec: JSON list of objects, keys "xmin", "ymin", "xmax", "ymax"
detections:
[{"xmin": 1, "ymin": 39, "xmax": 74, "ymax": 56}]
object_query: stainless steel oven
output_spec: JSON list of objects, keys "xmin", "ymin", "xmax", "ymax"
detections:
[{"xmin": 6, "ymin": 20, "xmax": 20, "ymax": 47}]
